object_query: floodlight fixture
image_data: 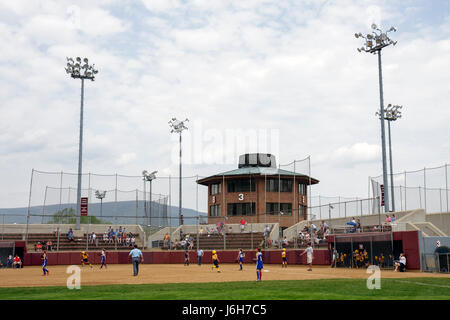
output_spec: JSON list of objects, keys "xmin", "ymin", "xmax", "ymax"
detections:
[
  {"xmin": 355, "ymin": 24, "xmax": 397, "ymax": 54},
  {"xmin": 65, "ymin": 56, "xmax": 98, "ymax": 81},
  {"xmin": 95, "ymin": 190, "xmax": 107, "ymax": 199}
]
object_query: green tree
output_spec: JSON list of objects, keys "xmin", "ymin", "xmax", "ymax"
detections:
[{"xmin": 48, "ymin": 208, "xmax": 110, "ymax": 224}]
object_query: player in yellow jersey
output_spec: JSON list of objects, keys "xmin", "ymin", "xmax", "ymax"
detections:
[
  {"xmin": 81, "ymin": 251, "xmax": 93, "ymax": 268},
  {"xmin": 281, "ymin": 248, "xmax": 287, "ymax": 268},
  {"xmin": 211, "ymin": 250, "xmax": 220, "ymax": 273}
]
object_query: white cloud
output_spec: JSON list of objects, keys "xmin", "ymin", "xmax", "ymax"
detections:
[
  {"xmin": 0, "ymin": 0, "xmax": 449, "ymax": 210},
  {"xmin": 116, "ymin": 153, "xmax": 137, "ymax": 166},
  {"xmin": 333, "ymin": 143, "xmax": 381, "ymax": 166}
]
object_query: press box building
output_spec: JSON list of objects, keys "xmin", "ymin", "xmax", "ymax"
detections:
[{"xmin": 197, "ymin": 153, "xmax": 319, "ymax": 228}]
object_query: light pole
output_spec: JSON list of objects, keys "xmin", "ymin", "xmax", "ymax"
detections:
[
  {"xmin": 356, "ymin": 24, "xmax": 397, "ymax": 216},
  {"xmin": 143, "ymin": 170, "xmax": 157, "ymax": 227},
  {"xmin": 95, "ymin": 190, "xmax": 107, "ymax": 217},
  {"xmin": 169, "ymin": 118, "xmax": 189, "ymax": 226},
  {"xmin": 65, "ymin": 57, "xmax": 98, "ymax": 230},
  {"xmin": 377, "ymin": 104, "xmax": 402, "ymax": 212}
]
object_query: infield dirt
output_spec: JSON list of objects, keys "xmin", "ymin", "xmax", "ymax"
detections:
[{"xmin": 0, "ymin": 264, "xmax": 449, "ymax": 288}]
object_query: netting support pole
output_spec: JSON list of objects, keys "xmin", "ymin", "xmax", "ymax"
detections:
[
  {"xmin": 115, "ymin": 173, "xmax": 118, "ymax": 220},
  {"xmin": 399, "ymin": 186, "xmax": 403, "ymax": 211},
  {"xmin": 135, "ymin": 189, "xmax": 138, "ymax": 225},
  {"xmin": 25, "ymin": 168, "xmax": 34, "ymax": 245},
  {"xmin": 41, "ymin": 186, "xmax": 48, "ymax": 224},
  {"xmin": 403, "ymin": 171, "xmax": 407, "ymax": 211},
  {"xmin": 56, "ymin": 226, "xmax": 60, "ymax": 252},
  {"xmin": 423, "ymin": 167, "xmax": 427, "ymax": 213},
  {"xmin": 446, "ymin": 164, "xmax": 449, "ymax": 213},
  {"xmin": 59, "ymin": 171, "xmax": 63, "ymax": 213}
]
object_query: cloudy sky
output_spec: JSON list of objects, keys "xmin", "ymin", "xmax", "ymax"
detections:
[{"xmin": 0, "ymin": 0, "xmax": 449, "ymax": 212}]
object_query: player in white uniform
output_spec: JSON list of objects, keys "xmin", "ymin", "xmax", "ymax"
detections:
[{"xmin": 300, "ymin": 243, "xmax": 314, "ymax": 271}]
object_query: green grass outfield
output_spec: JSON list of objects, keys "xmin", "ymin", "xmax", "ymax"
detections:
[{"xmin": 0, "ymin": 278, "xmax": 449, "ymax": 300}]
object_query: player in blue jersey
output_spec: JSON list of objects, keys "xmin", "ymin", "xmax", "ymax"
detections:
[
  {"xmin": 100, "ymin": 249, "xmax": 107, "ymax": 269},
  {"xmin": 41, "ymin": 250, "xmax": 49, "ymax": 276},
  {"xmin": 256, "ymin": 248, "xmax": 263, "ymax": 281},
  {"xmin": 237, "ymin": 249, "xmax": 245, "ymax": 271}
]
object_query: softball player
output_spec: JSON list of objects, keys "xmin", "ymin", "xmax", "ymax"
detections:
[
  {"xmin": 41, "ymin": 251, "xmax": 49, "ymax": 276},
  {"xmin": 100, "ymin": 249, "xmax": 107, "ymax": 269},
  {"xmin": 256, "ymin": 248, "xmax": 263, "ymax": 281},
  {"xmin": 237, "ymin": 249, "xmax": 245, "ymax": 271},
  {"xmin": 281, "ymin": 248, "xmax": 287, "ymax": 268},
  {"xmin": 211, "ymin": 250, "xmax": 220, "ymax": 273},
  {"xmin": 81, "ymin": 251, "xmax": 93, "ymax": 268}
]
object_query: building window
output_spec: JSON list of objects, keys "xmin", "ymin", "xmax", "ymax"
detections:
[
  {"xmin": 227, "ymin": 203, "xmax": 256, "ymax": 216},
  {"xmin": 298, "ymin": 183, "xmax": 306, "ymax": 195},
  {"xmin": 265, "ymin": 203, "xmax": 292, "ymax": 215},
  {"xmin": 298, "ymin": 204, "xmax": 307, "ymax": 217},
  {"xmin": 210, "ymin": 183, "xmax": 221, "ymax": 195},
  {"xmin": 210, "ymin": 204, "xmax": 221, "ymax": 217},
  {"xmin": 227, "ymin": 179, "xmax": 255, "ymax": 192},
  {"xmin": 266, "ymin": 178, "xmax": 292, "ymax": 192}
]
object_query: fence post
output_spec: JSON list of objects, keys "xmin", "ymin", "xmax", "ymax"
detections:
[
  {"xmin": 419, "ymin": 186, "xmax": 422, "ymax": 209},
  {"xmin": 399, "ymin": 186, "xmax": 403, "ymax": 211},
  {"xmin": 338, "ymin": 196, "xmax": 341, "ymax": 217},
  {"xmin": 446, "ymin": 164, "xmax": 449, "ymax": 213},
  {"xmin": 360, "ymin": 199, "xmax": 363, "ymax": 220},
  {"xmin": 59, "ymin": 171, "xmax": 63, "ymax": 213},
  {"xmin": 25, "ymin": 169, "xmax": 34, "ymax": 245},
  {"xmin": 41, "ymin": 186, "xmax": 48, "ymax": 224},
  {"xmin": 136, "ymin": 189, "xmax": 138, "ymax": 225},
  {"xmin": 114, "ymin": 173, "xmax": 118, "ymax": 218},
  {"xmin": 56, "ymin": 226, "xmax": 60, "ymax": 252},
  {"xmin": 250, "ymin": 218, "xmax": 253, "ymax": 249},
  {"xmin": 404, "ymin": 171, "xmax": 407, "ymax": 211},
  {"xmin": 344, "ymin": 201, "xmax": 347, "ymax": 218},
  {"xmin": 424, "ymin": 167, "xmax": 427, "ymax": 212},
  {"xmin": 86, "ymin": 216, "xmax": 90, "ymax": 251}
]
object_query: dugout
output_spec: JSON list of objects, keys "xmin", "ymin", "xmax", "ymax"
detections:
[
  {"xmin": 0, "ymin": 241, "xmax": 26, "ymax": 267},
  {"xmin": 328, "ymin": 231, "xmax": 421, "ymax": 270},
  {"xmin": 328, "ymin": 232, "xmax": 400, "ymax": 269}
]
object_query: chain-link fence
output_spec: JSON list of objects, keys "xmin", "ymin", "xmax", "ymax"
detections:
[
  {"xmin": 309, "ymin": 197, "xmax": 377, "ymax": 220},
  {"xmin": 25, "ymin": 170, "xmax": 209, "ymax": 226},
  {"xmin": 422, "ymin": 253, "xmax": 450, "ymax": 273},
  {"xmin": 370, "ymin": 164, "xmax": 450, "ymax": 214}
]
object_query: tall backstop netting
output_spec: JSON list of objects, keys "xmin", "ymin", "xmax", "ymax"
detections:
[
  {"xmin": 23, "ymin": 169, "xmax": 212, "ymax": 228},
  {"xmin": 370, "ymin": 164, "xmax": 450, "ymax": 214},
  {"xmin": 331, "ymin": 233, "xmax": 394, "ymax": 269}
]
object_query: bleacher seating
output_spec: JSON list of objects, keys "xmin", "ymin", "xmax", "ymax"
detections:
[
  {"xmin": 0, "ymin": 232, "xmax": 141, "ymax": 252},
  {"xmin": 168, "ymin": 232, "xmax": 266, "ymax": 250}
]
